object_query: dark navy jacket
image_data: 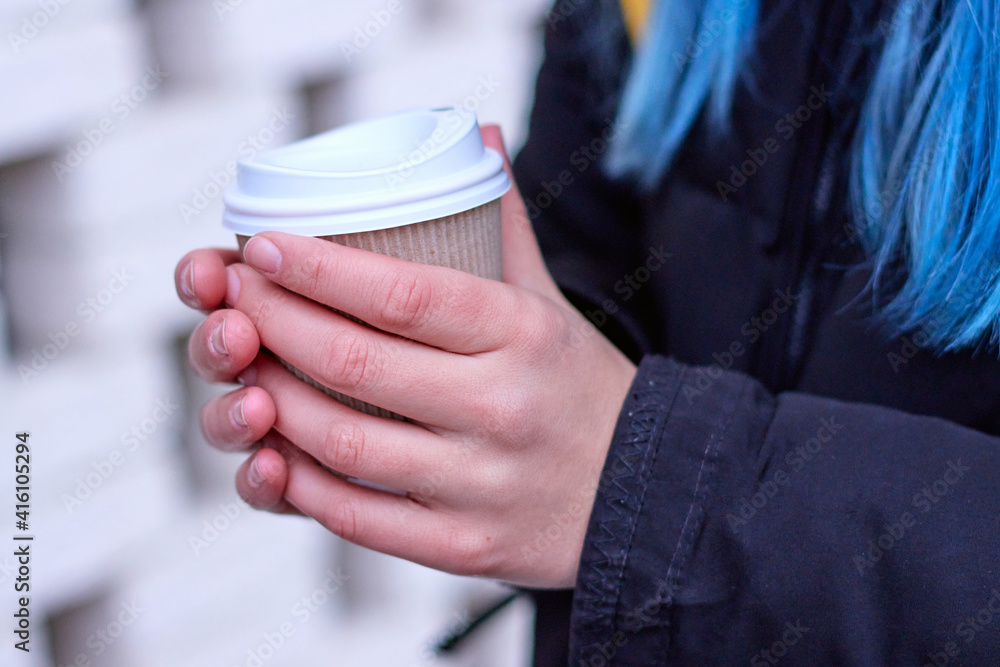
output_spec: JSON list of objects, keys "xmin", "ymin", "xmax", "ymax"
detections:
[{"xmin": 513, "ymin": 0, "xmax": 1000, "ymax": 664}]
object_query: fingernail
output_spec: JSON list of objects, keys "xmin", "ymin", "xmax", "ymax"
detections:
[
  {"xmin": 230, "ymin": 396, "xmax": 248, "ymax": 429},
  {"xmin": 248, "ymin": 456, "xmax": 265, "ymax": 489},
  {"xmin": 180, "ymin": 262, "xmax": 197, "ymax": 304},
  {"xmin": 244, "ymin": 236, "xmax": 282, "ymax": 274},
  {"xmin": 209, "ymin": 319, "xmax": 228, "ymax": 357},
  {"xmin": 225, "ymin": 266, "xmax": 241, "ymax": 306}
]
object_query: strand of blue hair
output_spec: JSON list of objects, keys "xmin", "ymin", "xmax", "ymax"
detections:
[{"xmin": 605, "ymin": 0, "xmax": 1000, "ymax": 353}]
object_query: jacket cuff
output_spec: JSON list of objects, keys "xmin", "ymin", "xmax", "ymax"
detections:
[{"xmin": 569, "ymin": 355, "xmax": 768, "ymax": 664}]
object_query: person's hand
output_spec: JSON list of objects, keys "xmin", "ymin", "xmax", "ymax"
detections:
[
  {"xmin": 174, "ymin": 247, "xmax": 297, "ymax": 514},
  {"xmin": 175, "ymin": 127, "xmax": 637, "ymax": 588}
]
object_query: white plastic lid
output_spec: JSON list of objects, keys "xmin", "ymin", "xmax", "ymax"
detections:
[{"xmin": 222, "ymin": 107, "xmax": 510, "ymax": 236}]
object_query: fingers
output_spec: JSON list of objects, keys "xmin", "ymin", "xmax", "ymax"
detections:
[
  {"xmin": 187, "ymin": 309, "xmax": 261, "ymax": 383},
  {"xmin": 479, "ymin": 125, "xmax": 560, "ymax": 298},
  {"xmin": 243, "ymin": 355, "xmax": 462, "ymax": 493},
  {"xmin": 235, "ymin": 435, "xmax": 302, "ymax": 515},
  {"xmin": 199, "ymin": 385, "xmax": 276, "ymax": 451},
  {"xmin": 175, "ymin": 248, "xmax": 243, "ymax": 311},
  {"xmin": 225, "ymin": 264, "xmax": 477, "ymax": 424},
  {"xmin": 238, "ymin": 231, "xmax": 522, "ymax": 354},
  {"xmin": 279, "ymin": 441, "xmax": 494, "ymax": 577}
]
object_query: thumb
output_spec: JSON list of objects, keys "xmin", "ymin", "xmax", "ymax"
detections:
[{"xmin": 480, "ymin": 125, "xmax": 561, "ymax": 298}]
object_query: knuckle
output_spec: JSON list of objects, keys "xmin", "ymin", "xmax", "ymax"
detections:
[
  {"xmin": 511, "ymin": 297, "xmax": 564, "ymax": 353},
  {"xmin": 249, "ymin": 292, "xmax": 281, "ymax": 329},
  {"xmin": 468, "ymin": 383, "xmax": 531, "ymax": 443},
  {"xmin": 322, "ymin": 421, "xmax": 366, "ymax": 472},
  {"xmin": 444, "ymin": 527, "xmax": 492, "ymax": 576},
  {"xmin": 302, "ymin": 251, "xmax": 337, "ymax": 296},
  {"xmin": 463, "ymin": 392, "xmax": 497, "ymax": 433},
  {"xmin": 379, "ymin": 272, "xmax": 432, "ymax": 329},
  {"xmin": 323, "ymin": 331, "xmax": 379, "ymax": 391},
  {"xmin": 324, "ymin": 498, "xmax": 363, "ymax": 543},
  {"xmin": 491, "ymin": 460, "xmax": 521, "ymax": 497}
]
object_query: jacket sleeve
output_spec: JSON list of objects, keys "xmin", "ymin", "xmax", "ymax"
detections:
[{"xmin": 571, "ymin": 354, "xmax": 1000, "ymax": 665}]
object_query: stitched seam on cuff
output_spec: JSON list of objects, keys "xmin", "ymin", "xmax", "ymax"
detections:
[
  {"xmin": 608, "ymin": 362, "xmax": 683, "ymax": 631},
  {"xmin": 655, "ymin": 373, "xmax": 749, "ymax": 611},
  {"xmin": 571, "ymin": 356, "xmax": 682, "ymax": 661}
]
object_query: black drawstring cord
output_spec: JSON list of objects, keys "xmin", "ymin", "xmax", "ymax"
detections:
[{"xmin": 434, "ymin": 592, "xmax": 521, "ymax": 655}]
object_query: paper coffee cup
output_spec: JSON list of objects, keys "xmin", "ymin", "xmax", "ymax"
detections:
[{"xmin": 223, "ymin": 108, "xmax": 510, "ymax": 421}]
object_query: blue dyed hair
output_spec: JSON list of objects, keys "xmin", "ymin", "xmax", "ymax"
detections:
[
  {"xmin": 606, "ymin": 0, "xmax": 1000, "ymax": 353},
  {"xmin": 605, "ymin": 0, "xmax": 758, "ymax": 186}
]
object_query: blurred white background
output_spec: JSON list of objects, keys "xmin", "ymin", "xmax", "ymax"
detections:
[{"xmin": 0, "ymin": 0, "xmax": 550, "ymax": 664}]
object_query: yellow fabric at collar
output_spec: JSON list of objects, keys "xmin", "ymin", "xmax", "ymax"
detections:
[{"xmin": 621, "ymin": 0, "xmax": 651, "ymax": 43}]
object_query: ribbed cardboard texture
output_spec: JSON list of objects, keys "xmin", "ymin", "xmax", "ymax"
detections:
[{"xmin": 237, "ymin": 198, "xmax": 502, "ymax": 421}]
